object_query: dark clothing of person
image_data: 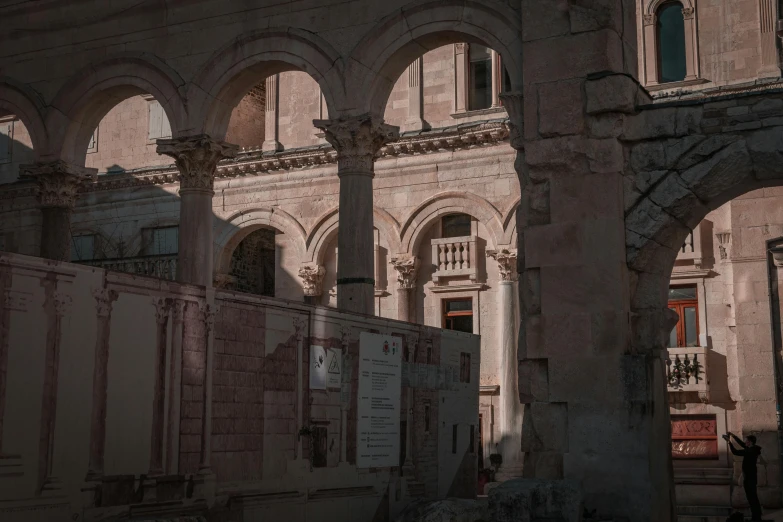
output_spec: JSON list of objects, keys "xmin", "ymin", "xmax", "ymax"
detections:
[{"xmin": 729, "ymin": 434, "xmax": 762, "ymax": 521}]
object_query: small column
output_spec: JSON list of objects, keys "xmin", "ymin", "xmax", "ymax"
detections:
[
  {"xmin": 491, "ymin": 50, "xmax": 501, "ymax": 108},
  {"xmin": 487, "ymin": 248, "xmax": 522, "ymax": 480},
  {"xmin": 20, "ymin": 161, "xmax": 97, "ymax": 261},
  {"xmin": 313, "ymin": 115, "xmax": 398, "ymax": 314},
  {"xmin": 166, "ymin": 300, "xmax": 186, "ymax": 474},
  {"xmin": 454, "ymin": 44, "xmax": 469, "ymax": 114},
  {"xmin": 149, "ymin": 298, "xmax": 171, "ymax": 477},
  {"xmin": 682, "ymin": 7, "xmax": 699, "ymax": 81},
  {"xmin": 263, "ymin": 74, "xmax": 282, "ymax": 153},
  {"xmin": 86, "ymin": 288, "xmax": 118, "ymax": 480},
  {"xmin": 404, "ymin": 58, "xmax": 424, "ymax": 132},
  {"xmin": 157, "ymin": 136, "xmax": 238, "ymax": 287},
  {"xmin": 758, "ymin": 0, "xmax": 781, "ymax": 77},
  {"xmin": 391, "ymin": 255, "xmax": 419, "ymax": 323},
  {"xmin": 198, "ymin": 299, "xmax": 217, "ymax": 474},
  {"xmin": 298, "ymin": 263, "xmax": 326, "ymax": 305},
  {"xmin": 642, "ymin": 14, "xmax": 659, "ymax": 86}
]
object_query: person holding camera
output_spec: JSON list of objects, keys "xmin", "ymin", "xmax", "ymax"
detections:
[{"xmin": 723, "ymin": 431, "xmax": 763, "ymax": 521}]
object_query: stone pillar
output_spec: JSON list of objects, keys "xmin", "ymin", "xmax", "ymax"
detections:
[
  {"xmin": 391, "ymin": 255, "xmax": 419, "ymax": 323},
  {"xmin": 491, "ymin": 50, "xmax": 501, "ymax": 108},
  {"xmin": 313, "ymin": 116, "xmax": 398, "ymax": 314},
  {"xmin": 20, "ymin": 161, "xmax": 97, "ymax": 261},
  {"xmin": 487, "ymin": 248, "xmax": 522, "ymax": 480},
  {"xmin": 454, "ymin": 44, "xmax": 468, "ymax": 114},
  {"xmin": 157, "ymin": 135, "xmax": 238, "ymax": 287},
  {"xmin": 166, "ymin": 300, "xmax": 185, "ymax": 473},
  {"xmin": 404, "ymin": 58, "xmax": 424, "ymax": 132},
  {"xmin": 86, "ymin": 288, "xmax": 118, "ymax": 480},
  {"xmin": 149, "ymin": 298, "xmax": 171, "ymax": 477},
  {"xmin": 263, "ymin": 74, "xmax": 282, "ymax": 153},
  {"xmin": 681, "ymin": 7, "xmax": 698, "ymax": 81},
  {"xmin": 642, "ymin": 14, "xmax": 658, "ymax": 86},
  {"xmin": 758, "ymin": 0, "xmax": 781, "ymax": 77},
  {"xmin": 298, "ymin": 263, "xmax": 326, "ymax": 305}
]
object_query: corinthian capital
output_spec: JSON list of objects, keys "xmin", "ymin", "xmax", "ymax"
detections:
[
  {"xmin": 498, "ymin": 92, "xmax": 524, "ymax": 150},
  {"xmin": 156, "ymin": 135, "xmax": 238, "ymax": 192},
  {"xmin": 20, "ymin": 161, "xmax": 98, "ymax": 209},
  {"xmin": 298, "ymin": 263, "xmax": 326, "ymax": 296},
  {"xmin": 93, "ymin": 288, "xmax": 118, "ymax": 318},
  {"xmin": 313, "ymin": 115, "xmax": 399, "ymax": 174},
  {"xmin": 391, "ymin": 255, "xmax": 419, "ymax": 290},
  {"xmin": 487, "ymin": 248, "xmax": 518, "ymax": 282}
]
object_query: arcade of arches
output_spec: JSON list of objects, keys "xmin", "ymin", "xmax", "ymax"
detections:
[{"xmin": 3, "ymin": 1, "xmax": 783, "ymax": 521}]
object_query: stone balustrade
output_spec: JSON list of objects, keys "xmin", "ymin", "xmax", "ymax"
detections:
[
  {"xmin": 82, "ymin": 254, "xmax": 178, "ymax": 281},
  {"xmin": 431, "ymin": 236, "xmax": 478, "ymax": 285},
  {"xmin": 666, "ymin": 346, "xmax": 710, "ymax": 401}
]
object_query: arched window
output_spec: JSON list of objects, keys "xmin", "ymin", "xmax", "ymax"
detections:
[
  {"xmin": 229, "ymin": 228, "xmax": 276, "ymax": 296},
  {"xmin": 657, "ymin": 2, "xmax": 687, "ymax": 83}
]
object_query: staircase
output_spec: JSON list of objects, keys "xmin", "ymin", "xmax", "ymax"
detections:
[{"xmin": 675, "ymin": 467, "xmax": 734, "ymax": 522}]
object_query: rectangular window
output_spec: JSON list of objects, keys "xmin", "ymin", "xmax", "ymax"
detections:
[
  {"xmin": 668, "ymin": 285, "xmax": 699, "ymax": 347},
  {"xmin": 468, "ymin": 45, "xmax": 492, "ymax": 111},
  {"xmin": 443, "ymin": 298, "xmax": 474, "ymax": 334},
  {"xmin": 452, "ymin": 424, "xmax": 458, "ymax": 454},
  {"xmin": 441, "ymin": 214, "xmax": 472, "ymax": 238},
  {"xmin": 0, "ymin": 120, "xmax": 13, "ymax": 164},
  {"xmin": 142, "ymin": 226, "xmax": 179, "ymax": 256},
  {"xmin": 71, "ymin": 235, "xmax": 96, "ymax": 262},
  {"xmin": 671, "ymin": 414, "xmax": 718, "ymax": 460},
  {"xmin": 424, "ymin": 402, "xmax": 431, "ymax": 433},
  {"xmin": 148, "ymin": 100, "xmax": 172, "ymax": 141},
  {"xmin": 459, "ymin": 352, "xmax": 471, "ymax": 383}
]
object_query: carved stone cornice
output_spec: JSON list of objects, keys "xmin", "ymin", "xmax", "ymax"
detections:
[
  {"xmin": 92, "ymin": 288, "xmax": 118, "ymax": 318},
  {"xmin": 487, "ymin": 248, "xmax": 518, "ymax": 282},
  {"xmin": 19, "ymin": 161, "xmax": 98, "ymax": 209},
  {"xmin": 497, "ymin": 93, "xmax": 523, "ymax": 150},
  {"xmin": 298, "ymin": 263, "xmax": 326, "ymax": 296},
  {"xmin": 156, "ymin": 135, "xmax": 239, "ymax": 192},
  {"xmin": 313, "ymin": 115, "xmax": 399, "ymax": 174},
  {"xmin": 390, "ymin": 255, "xmax": 419, "ymax": 290}
]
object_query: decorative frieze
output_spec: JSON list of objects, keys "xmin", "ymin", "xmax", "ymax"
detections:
[
  {"xmin": 313, "ymin": 115, "xmax": 399, "ymax": 174},
  {"xmin": 298, "ymin": 264, "xmax": 326, "ymax": 296},
  {"xmin": 487, "ymin": 248, "xmax": 518, "ymax": 282},
  {"xmin": 156, "ymin": 135, "xmax": 239, "ymax": 192},
  {"xmin": 19, "ymin": 161, "xmax": 97, "ymax": 208},
  {"xmin": 390, "ymin": 256, "xmax": 419, "ymax": 290}
]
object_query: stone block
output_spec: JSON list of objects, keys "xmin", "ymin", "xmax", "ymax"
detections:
[
  {"xmin": 488, "ymin": 478, "xmax": 581, "ymax": 522},
  {"xmin": 551, "ymin": 172, "xmax": 624, "ymax": 223},
  {"xmin": 748, "ymin": 125, "xmax": 783, "ymax": 180},
  {"xmin": 622, "ymin": 107, "xmax": 677, "ymax": 141},
  {"xmin": 521, "ymin": 0, "xmax": 570, "ymax": 42},
  {"xmin": 525, "ymin": 221, "xmax": 584, "ymax": 267},
  {"xmin": 518, "ymin": 359, "xmax": 549, "ymax": 403},
  {"xmin": 585, "ymin": 73, "xmax": 639, "ymax": 114},
  {"xmin": 520, "ymin": 402, "xmax": 568, "ymax": 452},
  {"xmin": 647, "ymin": 172, "xmax": 710, "ymax": 228},
  {"xmin": 538, "ymin": 79, "xmax": 585, "ymax": 137},
  {"xmin": 523, "ymin": 30, "xmax": 624, "ymax": 84}
]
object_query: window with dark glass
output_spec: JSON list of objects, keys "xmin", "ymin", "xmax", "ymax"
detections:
[
  {"xmin": 442, "ymin": 214, "xmax": 472, "ymax": 238},
  {"xmin": 443, "ymin": 298, "xmax": 473, "ymax": 334},
  {"xmin": 142, "ymin": 226, "xmax": 179, "ymax": 256},
  {"xmin": 71, "ymin": 234, "xmax": 97, "ymax": 262},
  {"xmin": 668, "ymin": 285, "xmax": 698, "ymax": 347},
  {"xmin": 657, "ymin": 2, "xmax": 687, "ymax": 83},
  {"xmin": 469, "ymin": 45, "xmax": 493, "ymax": 110},
  {"xmin": 229, "ymin": 228, "xmax": 276, "ymax": 297}
]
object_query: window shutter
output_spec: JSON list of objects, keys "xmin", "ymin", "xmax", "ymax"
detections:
[
  {"xmin": 148, "ymin": 101, "xmax": 171, "ymax": 140},
  {"xmin": 0, "ymin": 121, "xmax": 14, "ymax": 163}
]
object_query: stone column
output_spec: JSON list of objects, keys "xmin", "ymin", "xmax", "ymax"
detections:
[
  {"xmin": 642, "ymin": 14, "xmax": 658, "ymax": 86},
  {"xmin": 391, "ymin": 255, "xmax": 419, "ymax": 323},
  {"xmin": 404, "ymin": 58, "xmax": 424, "ymax": 132},
  {"xmin": 263, "ymin": 74, "xmax": 282, "ymax": 153},
  {"xmin": 149, "ymin": 298, "xmax": 171, "ymax": 476},
  {"xmin": 454, "ymin": 44, "xmax": 468, "ymax": 114},
  {"xmin": 298, "ymin": 263, "xmax": 326, "ymax": 305},
  {"xmin": 86, "ymin": 288, "xmax": 118, "ymax": 480},
  {"xmin": 682, "ymin": 7, "xmax": 698, "ymax": 81},
  {"xmin": 313, "ymin": 116, "xmax": 398, "ymax": 314},
  {"xmin": 487, "ymin": 248, "xmax": 522, "ymax": 480},
  {"xmin": 20, "ymin": 161, "xmax": 97, "ymax": 261},
  {"xmin": 157, "ymin": 136, "xmax": 238, "ymax": 287},
  {"xmin": 491, "ymin": 50, "xmax": 501, "ymax": 108}
]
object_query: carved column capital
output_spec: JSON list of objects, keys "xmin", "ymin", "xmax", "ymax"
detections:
[
  {"xmin": 498, "ymin": 92, "xmax": 524, "ymax": 150},
  {"xmin": 153, "ymin": 297, "xmax": 172, "ymax": 325},
  {"xmin": 92, "ymin": 288, "xmax": 118, "ymax": 318},
  {"xmin": 20, "ymin": 161, "xmax": 98, "ymax": 209},
  {"xmin": 487, "ymin": 248, "xmax": 518, "ymax": 282},
  {"xmin": 156, "ymin": 135, "xmax": 239, "ymax": 192},
  {"xmin": 298, "ymin": 264, "xmax": 326, "ymax": 296},
  {"xmin": 643, "ymin": 13, "xmax": 656, "ymax": 25},
  {"xmin": 390, "ymin": 255, "xmax": 419, "ymax": 290},
  {"xmin": 681, "ymin": 7, "xmax": 694, "ymax": 19},
  {"xmin": 313, "ymin": 115, "xmax": 399, "ymax": 174}
]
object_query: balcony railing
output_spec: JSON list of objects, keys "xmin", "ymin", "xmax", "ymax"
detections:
[
  {"xmin": 81, "ymin": 254, "xmax": 177, "ymax": 281},
  {"xmin": 431, "ymin": 235, "xmax": 478, "ymax": 285},
  {"xmin": 666, "ymin": 346, "xmax": 710, "ymax": 400},
  {"xmin": 677, "ymin": 222, "xmax": 710, "ymax": 268}
]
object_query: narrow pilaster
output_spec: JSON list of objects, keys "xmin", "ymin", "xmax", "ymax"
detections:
[
  {"xmin": 454, "ymin": 44, "xmax": 469, "ymax": 114},
  {"xmin": 682, "ymin": 7, "xmax": 699, "ymax": 81},
  {"xmin": 86, "ymin": 288, "xmax": 118, "ymax": 480},
  {"xmin": 198, "ymin": 299, "xmax": 217, "ymax": 474},
  {"xmin": 491, "ymin": 50, "xmax": 501, "ymax": 108},
  {"xmin": 404, "ymin": 58, "xmax": 424, "ymax": 132},
  {"xmin": 167, "ymin": 300, "xmax": 185, "ymax": 474},
  {"xmin": 391, "ymin": 255, "xmax": 419, "ymax": 322},
  {"xmin": 294, "ymin": 317, "xmax": 306, "ymax": 460},
  {"xmin": 263, "ymin": 74, "xmax": 282, "ymax": 153},
  {"xmin": 642, "ymin": 15, "xmax": 659, "ymax": 86},
  {"xmin": 20, "ymin": 161, "xmax": 97, "ymax": 261},
  {"xmin": 157, "ymin": 136, "xmax": 238, "ymax": 287},
  {"xmin": 149, "ymin": 298, "xmax": 171, "ymax": 476},
  {"xmin": 758, "ymin": 0, "xmax": 781, "ymax": 77},
  {"xmin": 313, "ymin": 115, "xmax": 398, "ymax": 314}
]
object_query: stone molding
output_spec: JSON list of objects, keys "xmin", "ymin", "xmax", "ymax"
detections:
[
  {"xmin": 19, "ymin": 161, "xmax": 98, "ymax": 209},
  {"xmin": 313, "ymin": 114, "xmax": 399, "ymax": 174},
  {"xmin": 156, "ymin": 135, "xmax": 239, "ymax": 192},
  {"xmin": 298, "ymin": 263, "xmax": 326, "ymax": 296},
  {"xmin": 487, "ymin": 248, "xmax": 518, "ymax": 282},
  {"xmin": 0, "ymin": 120, "xmax": 511, "ymax": 199},
  {"xmin": 390, "ymin": 255, "xmax": 419, "ymax": 290}
]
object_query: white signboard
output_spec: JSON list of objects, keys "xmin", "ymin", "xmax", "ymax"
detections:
[
  {"xmin": 326, "ymin": 348, "xmax": 342, "ymax": 388},
  {"xmin": 357, "ymin": 332, "xmax": 402, "ymax": 468},
  {"xmin": 310, "ymin": 345, "xmax": 327, "ymax": 390}
]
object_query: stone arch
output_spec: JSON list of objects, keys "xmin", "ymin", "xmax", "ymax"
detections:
[
  {"xmin": 645, "ymin": 0, "xmax": 695, "ymax": 15},
  {"xmin": 191, "ymin": 28, "xmax": 346, "ymax": 139},
  {"xmin": 400, "ymin": 191, "xmax": 504, "ymax": 255},
  {"xmin": 0, "ymin": 77, "xmax": 48, "ymax": 158},
  {"xmin": 348, "ymin": 0, "xmax": 523, "ymax": 117},
  {"xmin": 45, "ymin": 53, "xmax": 188, "ymax": 165},
  {"xmin": 305, "ymin": 207, "xmax": 402, "ymax": 265},
  {"xmin": 501, "ymin": 197, "xmax": 520, "ymax": 247},
  {"xmin": 214, "ymin": 207, "xmax": 307, "ymax": 276}
]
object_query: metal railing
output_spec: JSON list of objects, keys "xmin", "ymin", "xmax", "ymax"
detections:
[
  {"xmin": 666, "ymin": 346, "xmax": 709, "ymax": 397},
  {"xmin": 81, "ymin": 254, "xmax": 177, "ymax": 281}
]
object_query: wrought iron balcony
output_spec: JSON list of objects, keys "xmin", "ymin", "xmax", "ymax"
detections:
[
  {"xmin": 666, "ymin": 346, "xmax": 710, "ymax": 402},
  {"xmin": 80, "ymin": 254, "xmax": 177, "ymax": 281}
]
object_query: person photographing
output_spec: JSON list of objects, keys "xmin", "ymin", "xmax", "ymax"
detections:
[{"xmin": 723, "ymin": 431, "xmax": 763, "ymax": 521}]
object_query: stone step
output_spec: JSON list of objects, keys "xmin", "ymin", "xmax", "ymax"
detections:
[{"xmin": 677, "ymin": 504, "xmax": 735, "ymax": 522}]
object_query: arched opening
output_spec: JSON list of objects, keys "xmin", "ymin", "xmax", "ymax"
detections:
[
  {"xmin": 227, "ymin": 228, "xmax": 277, "ymax": 297},
  {"xmin": 657, "ymin": 2, "xmax": 687, "ymax": 84}
]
